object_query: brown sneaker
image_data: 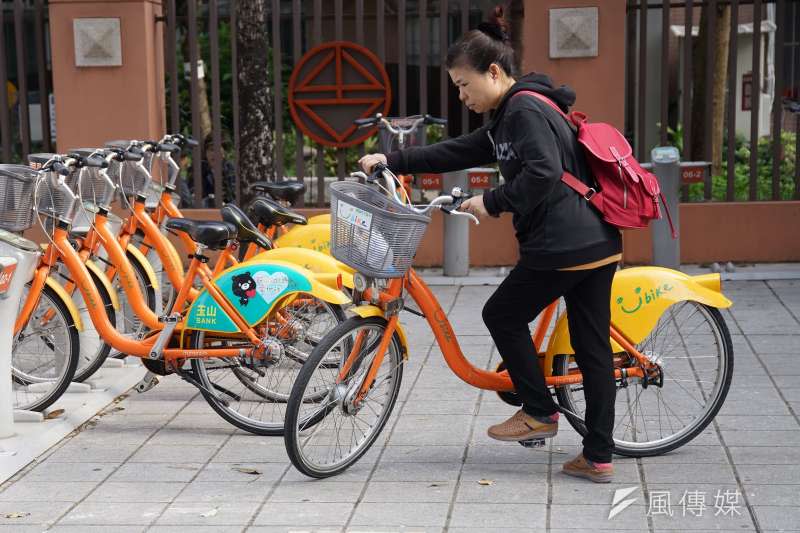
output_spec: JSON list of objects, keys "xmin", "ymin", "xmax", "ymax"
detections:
[
  {"xmin": 562, "ymin": 453, "xmax": 614, "ymax": 483},
  {"xmin": 487, "ymin": 409, "xmax": 558, "ymax": 442}
]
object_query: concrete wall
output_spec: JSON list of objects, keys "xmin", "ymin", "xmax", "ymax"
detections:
[
  {"xmin": 521, "ymin": 0, "xmax": 627, "ymax": 129},
  {"xmin": 49, "ymin": 0, "xmax": 165, "ymax": 152}
]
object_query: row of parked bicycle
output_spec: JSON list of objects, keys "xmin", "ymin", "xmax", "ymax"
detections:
[
  {"xmin": 6, "ymin": 114, "xmax": 736, "ymax": 480},
  {"xmin": 8, "ymin": 133, "xmax": 357, "ymax": 435}
]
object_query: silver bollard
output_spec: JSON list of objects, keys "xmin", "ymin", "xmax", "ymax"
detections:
[
  {"xmin": 649, "ymin": 146, "xmax": 681, "ymax": 269},
  {"xmin": 442, "ymin": 170, "xmax": 470, "ymax": 276}
]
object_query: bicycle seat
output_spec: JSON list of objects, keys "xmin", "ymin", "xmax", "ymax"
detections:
[
  {"xmin": 249, "ymin": 197, "xmax": 307, "ymax": 228},
  {"xmin": 165, "ymin": 218, "xmax": 236, "ymax": 250},
  {"xmin": 251, "ymin": 180, "xmax": 306, "ymax": 205},
  {"xmin": 220, "ymin": 203, "xmax": 271, "ymax": 249}
]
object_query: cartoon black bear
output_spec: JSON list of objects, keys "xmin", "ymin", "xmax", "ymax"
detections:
[{"xmin": 231, "ymin": 272, "xmax": 257, "ymax": 306}]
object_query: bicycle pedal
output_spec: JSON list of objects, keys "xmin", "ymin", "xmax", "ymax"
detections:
[
  {"xmin": 134, "ymin": 371, "xmax": 159, "ymax": 394},
  {"xmin": 518, "ymin": 438, "xmax": 547, "ymax": 448}
]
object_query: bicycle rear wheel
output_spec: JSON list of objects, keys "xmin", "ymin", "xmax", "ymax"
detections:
[
  {"xmin": 284, "ymin": 316, "xmax": 404, "ymax": 478},
  {"xmin": 554, "ymin": 301, "xmax": 733, "ymax": 457},
  {"xmin": 189, "ymin": 295, "xmax": 346, "ymax": 435},
  {"xmin": 12, "ymin": 282, "xmax": 80, "ymax": 412}
]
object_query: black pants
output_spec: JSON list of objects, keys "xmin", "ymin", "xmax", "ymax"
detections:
[{"xmin": 482, "ymin": 261, "xmax": 617, "ymax": 463}]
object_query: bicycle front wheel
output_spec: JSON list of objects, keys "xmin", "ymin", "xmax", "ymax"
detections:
[
  {"xmin": 285, "ymin": 316, "xmax": 404, "ymax": 479},
  {"xmin": 554, "ymin": 301, "xmax": 734, "ymax": 457},
  {"xmin": 12, "ymin": 282, "xmax": 80, "ymax": 412}
]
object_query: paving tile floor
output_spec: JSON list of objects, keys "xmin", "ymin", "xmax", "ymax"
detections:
[{"xmin": 1, "ymin": 280, "xmax": 799, "ymax": 532}]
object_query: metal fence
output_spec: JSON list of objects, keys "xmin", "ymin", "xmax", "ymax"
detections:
[
  {"xmin": 164, "ymin": 0, "xmax": 519, "ymax": 207},
  {"xmin": 626, "ymin": 0, "xmax": 800, "ymax": 202},
  {"xmin": 0, "ymin": 0, "xmax": 52, "ymax": 163}
]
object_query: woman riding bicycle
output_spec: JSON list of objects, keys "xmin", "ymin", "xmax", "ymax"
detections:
[{"xmin": 359, "ymin": 9, "xmax": 622, "ymax": 483}]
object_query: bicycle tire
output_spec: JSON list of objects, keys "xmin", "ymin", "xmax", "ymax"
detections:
[
  {"xmin": 553, "ymin": 302, "xmax": 734, "ymax": 457},
  {"xmin": 12, "ymin": 282, "xmax": 80, "ymax": 412},
  {"xmin": 72, "ymin": 269, "xmax": 117, "ymax": 382},
  {"xmin": 189, "ymin": 297, "xmax": 347, "ymax": 436},
  {"xmin": 285, "ymin": 316, "xmax": 404, "ymax": 478}
]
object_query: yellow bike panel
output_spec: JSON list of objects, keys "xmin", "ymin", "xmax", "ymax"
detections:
[
  {"xmin": 274, "ymin": 224, "xmax": 356, "ymax": 276},
  {"xmin": 306, "ymin": 214, "xmax": 331, "ymax": 225},
  {"xmin": 544, "ymin": 267, "xmax": 732, "ymax": 373},
  {"xmin": 85, "ymin": 260, "xmax": 120, "ymax": 310},
  {"xmin": 251, "ymin": 247, "xmax": 354, "ymax": 289},
  {"xmin": 45, "ymin": 277, "xmax": 83, "ymax": 332},
  {"xmin": 126, "ymin": 244, "xmax": 160, "ymax": 291},
  {"xmin": 350, "ymin": 305, "xmax": 410, "ymax": 358},
  {"xmin": 183, "ymin": 258, "xmax": 350, "ymax": 333}
]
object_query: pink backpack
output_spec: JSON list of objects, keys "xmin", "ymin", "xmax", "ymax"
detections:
[{"xmin": 515, "ymin": 91, "xmax": 677, "ymax": 239}]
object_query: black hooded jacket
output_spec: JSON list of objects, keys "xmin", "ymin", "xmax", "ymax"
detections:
[{"xmin": 386, "ymin": 72, "xmax": 622, "ymax": 269}]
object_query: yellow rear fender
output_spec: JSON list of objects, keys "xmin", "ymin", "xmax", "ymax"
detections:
[
  {"xmin": 350, "ymin": 305, "xmax": 410, "ymax": 357},
  {"xmin": 306, "ymin": 214, "xmax": 331, "ymax": 225},
  {"xmin": 126, "ymin": 244, "xmax": 160, "ymax": 291},
  {"xmin": 251, "ymin": 247, "xmax": 354, "ymax": 289},
  {"xmin": 85, "ymin": 260, "xmax": 120, "ymax": 310},
  {"xmin": 544, "ymin": 267, "xmax": 732, "ymax": 372},
  {"xmin": 45, "ymin": 277, "xmax": 83, "ymax": 332}
]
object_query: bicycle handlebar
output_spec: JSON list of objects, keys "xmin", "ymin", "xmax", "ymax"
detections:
[
  {"xmin": 354, "ymin": 113, "xmax": 447, "ymax": 134},
  {"xmin": 357, "ymin": 164, "xmax": 479, "ymax": 225}
]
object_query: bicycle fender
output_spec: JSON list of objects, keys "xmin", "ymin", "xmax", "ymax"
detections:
[
  {"xmin": 350, "ymin": 305, "xmax": 410, "ymax": 357},
  {"xmin": 184, "ymin": 259, "xmax": 349, "ymax": 333},
  {"xmin": 545, "ymin": 267, "xmax": 732, "ymax": 369},
  {"xmin": 250, "ymin": 247, "xmax": 354, "ymax": 289},
  {"xmin": 126, "ymin": 244, "xmax": 160, "ymax": 291},
  {"xmin": 306, "ymin": 214, "xmax": 331, "ymax": 225},
  {"xmin": 274, "ymin": 223, "xmax": 355, "ymax": 272},
  {"xmin": 85, "ymin": 259, "xmax": 120, "ymax": 311},
  {"xmin": 45, "ymin": 276, "xmax": 84, "ymax": 332}
]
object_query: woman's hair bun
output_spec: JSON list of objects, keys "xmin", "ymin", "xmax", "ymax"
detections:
[{"xmin": 477, "ymin": 22, "xmax": 507, "ymax": 43}]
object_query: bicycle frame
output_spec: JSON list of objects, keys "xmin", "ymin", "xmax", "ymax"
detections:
[
  {"xmin": 46, "ymin": 223, "xmax": 259, "ymax": 361},
  {"xmin": 343, "ymin": 269, "xmax": 649, "ymax": 402}
]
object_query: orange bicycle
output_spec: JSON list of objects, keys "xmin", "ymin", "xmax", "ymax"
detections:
[
  {"xmin": 284, "ymin": 166, "xmax": 734, "ymax": 478},
  {"xmin": 10, "ymin": 157, "xmax": 349, "ymax": 434}
]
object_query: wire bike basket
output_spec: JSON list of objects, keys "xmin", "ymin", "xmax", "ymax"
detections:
[
  {"xmin": 329, "ymin": 181, "xmax": 430, "ymax": 278},
  {"xmin": 0, "ymin": 164, "xmax": 39, "ymax": 232},
  {"xmin": 105, "ymin": 140, "xmax": 152, "ymax": 200}
]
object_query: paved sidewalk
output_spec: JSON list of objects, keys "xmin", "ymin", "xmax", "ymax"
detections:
[{"xmin": 1, "ymin": 279, "xmax": 798, "ymax": 532}]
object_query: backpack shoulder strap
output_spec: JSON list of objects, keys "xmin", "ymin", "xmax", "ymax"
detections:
[{"xmin": 512, "ymin": 90, "xmax": 570, "ymax": 121}]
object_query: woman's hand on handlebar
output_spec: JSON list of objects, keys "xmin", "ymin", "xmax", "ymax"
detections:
[
  {"xmin": 460, "ymin": 195, "xmax": 489, "ymax": 218},
  {"xmin": 358, "ymin": 153, "xmax": 387, "ymax": 173}
]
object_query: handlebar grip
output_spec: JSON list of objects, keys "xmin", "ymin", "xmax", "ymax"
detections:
[
  {"xmin": 123, "ymin": 151, "xmax": 144, "ymax": 162},
  {"xmin": 353, "ymin": 118, "xmax": 376, "ymax": 126},
  {"xmin": 366, "ymin": 162, "xmax": 387, "ymax": 182},
  {"xmin": 51, "ymin": 161, "xmax": 71, "ymax": 176},
  {"xmin": 157, "ymin": 142, "xmax": 180, "ymax": 153},
  {"xmin": 83, "ymin": 155, "xmax": 109, "ymax": 169},
  {"xmin": 425, "ymin": 116, "xmax": 448, "ymax": 126},
  {"xmin": 185, "ymin": 137, "xmax": 199, "ymax": 148}
]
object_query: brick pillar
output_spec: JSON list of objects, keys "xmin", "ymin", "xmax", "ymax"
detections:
[
  {"xmin": 521, "ymin": 1, "xmax": 627, "ymax": 129},
  {"xmin": 48, "ymin": 0, "xmax": 165, "ymax": 151}
]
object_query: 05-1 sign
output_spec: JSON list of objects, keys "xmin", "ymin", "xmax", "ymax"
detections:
[{"xmin": 420, "ymin": 174, "xmax": 442, "ymax": 190}]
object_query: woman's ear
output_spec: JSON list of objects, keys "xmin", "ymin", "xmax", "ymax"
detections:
[{"xmin": 488, "ymin": 63, "xmax": 500, "ymax": 81}]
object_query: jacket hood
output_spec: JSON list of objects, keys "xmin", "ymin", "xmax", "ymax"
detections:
[{"xmin": 489, "ymin": 72, "xmax": 576, "ymax": 127}]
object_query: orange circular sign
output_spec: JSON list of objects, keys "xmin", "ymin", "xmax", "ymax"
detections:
[{"xmin": 288, "ymin": 41, "xmax": 392, "ymax": 148}]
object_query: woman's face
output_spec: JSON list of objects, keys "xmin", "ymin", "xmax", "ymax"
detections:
[{"xmin": 448, "ymin": 63, "xmax": 507, "ymax": 114}]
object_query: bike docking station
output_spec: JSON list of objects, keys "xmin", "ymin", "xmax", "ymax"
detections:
[
  {"xmin": 0, "ymin": 248, "xmax": 146, "ymax": 483},
  {"xmin": 441, "ymin": 167, "xmax": 499, "ymax": 277},
  {"xmin": 643, "ymin": 146, "xmax": 710, "ymax": 270}
]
